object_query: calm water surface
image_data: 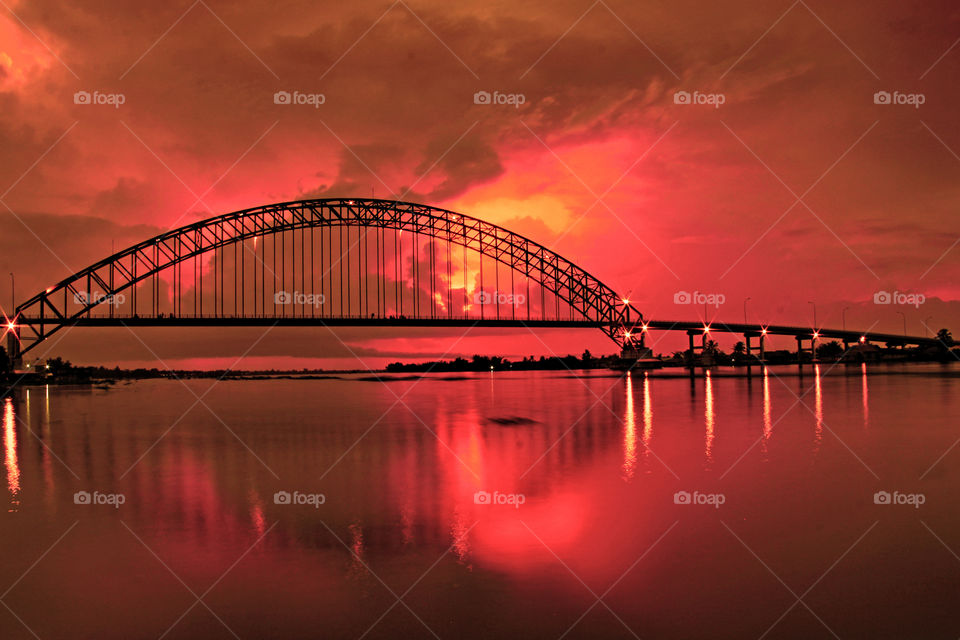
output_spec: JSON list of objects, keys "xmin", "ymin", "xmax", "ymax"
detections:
[{"xmin": 2, "ymin": 364, "xmax": 960, "ymax": 639}]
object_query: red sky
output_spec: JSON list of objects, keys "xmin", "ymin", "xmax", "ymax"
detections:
[{"xmin": 1, "ymin": 0, "xmax": 959, "ymax": 369}]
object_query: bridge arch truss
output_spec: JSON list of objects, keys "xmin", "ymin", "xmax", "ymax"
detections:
[{"xmin": 12, "ymin": 199, "xmax": 644, "ymax": 356}]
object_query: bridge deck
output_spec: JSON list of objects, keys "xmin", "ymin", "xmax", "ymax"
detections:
[{"xmin": 13, "ymin": 315, "xmax": 938, "ymax": 345}]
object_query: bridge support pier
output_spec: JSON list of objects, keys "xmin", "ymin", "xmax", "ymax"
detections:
[
  {"xmin": 744, "ymin": 334, "xmax": 753, "ymax": 378},
  {"xmin": 6, "ymin": 326, "xmax": 21, "ymax": 371}
]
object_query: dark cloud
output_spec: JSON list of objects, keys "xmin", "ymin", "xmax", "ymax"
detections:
[{"xmin": 0, "ymin": 0, "xmax": 958, "ymax": 363}]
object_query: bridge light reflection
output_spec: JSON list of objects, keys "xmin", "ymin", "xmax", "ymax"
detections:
[
  {"xmin": 704, "ymin": 370, "xmax": 715, "ymax": 463},
  {"xmin": 4, "ymin": 397, "xmax": 20, "ymax": 509},
  {"xmin": 622, "ymin": 373, "xmax": 637, "ymax": 479},
  {"xmin": 861, "ymin": 362, "xmax": 869, "ymax": 427},
  {"xmin": 762, "ymin": 368, "xmax": 772, "ymax": 444},
  {"xmin": 813, "ymin": 364, "xmax": 823, "ymax": 451}
]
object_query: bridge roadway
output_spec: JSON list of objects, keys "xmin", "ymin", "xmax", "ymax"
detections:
[{"xmin": 13, "ymin": 315, "xmax": 938, "ymax": 346}]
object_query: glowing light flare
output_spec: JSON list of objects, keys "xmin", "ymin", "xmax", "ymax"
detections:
[
  {"xmin": 703, "ymin": 325, "xmax": 711, "ymax": 334},
  {"xmin": 621, "ymin": 298, "xmax": 630, "ymax": 305},
  {"xmin": 641, "ymin": 324, "xmax": 649, "ymax": 332},
  {"xmin": 761, "ymin": 327, "xmax": 768, "ymax": 335},
  {"xmin": 2, "ymin": 313, "xmax": 21, "ymax": 345},
  {"xmin": 859, "ymin": 336, "xmax": 866, "ymax": 343}
]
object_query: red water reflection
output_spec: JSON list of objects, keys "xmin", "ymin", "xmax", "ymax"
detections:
[
  {"xmin": 642, "ymin": 374, "xmax": 653, "ymax": 465},
  {"xmin": 814, "ymin": 364, "xmax": 824, "ymax": 451},
  {"xmin": 4, "ymin": 396, "xmax": 20, "ymax": 510},
  {"xmin": 704, "ymin": 370, "xmax": 715, "ymax": 463},
  {"xmin": 762, "ymin": 368, "xmax": 772, "ymax": 443},
  {"xmin": 861, "ymin": 362, "xmax": 869, "ymax": 427},
  {"xmin": 622, "ymin": 373, "xmax": 637, "ymax": 479}
]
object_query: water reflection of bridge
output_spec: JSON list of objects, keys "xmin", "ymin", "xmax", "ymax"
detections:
[{"xmin": 1, "ymin": 367, "xmax": 872, "ymax": 557}]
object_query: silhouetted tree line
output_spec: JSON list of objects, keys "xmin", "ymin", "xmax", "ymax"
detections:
[{"xmin": 386, "ymin": 351, "xmax": 603, "ymax": 372}]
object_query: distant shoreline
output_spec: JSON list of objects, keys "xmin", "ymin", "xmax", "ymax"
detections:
[{"xmin": 3, "ymin": 356, "xmax": 959, "ymax": 393}]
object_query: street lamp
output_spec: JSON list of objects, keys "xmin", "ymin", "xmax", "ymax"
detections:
[
  {"xmin": 896, "ymin": 310, "xmax": 906, "ymax": 336},
  {"xmin": 808, "ymin": 301, "xmax": 817, "ymax": 329},
  {"xmin": 743, "ymin": 297, "xmax": 751, "ymax": 324},
  {"xmin": 8, "ymin": 272, "xmax": 13, "ymax": 316}
]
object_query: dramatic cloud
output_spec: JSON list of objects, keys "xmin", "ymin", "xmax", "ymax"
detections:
[{"xmin": 2, "ymin": 0, "xmax": 959, "ymax": 366}]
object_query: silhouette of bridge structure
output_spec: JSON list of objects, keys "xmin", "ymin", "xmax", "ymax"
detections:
[{"xmin": 3, "ymin": 199, "xmax": 937, "ymax": 363}]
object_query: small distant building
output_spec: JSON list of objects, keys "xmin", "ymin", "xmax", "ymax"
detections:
[{"xmin": 13, "ymin": 359, "xmax": 51, "ymax": 376}]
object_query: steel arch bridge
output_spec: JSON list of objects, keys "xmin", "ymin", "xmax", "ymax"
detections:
[
  {"xmin": 6, "ymin": 198, "xmax": 939, "ymax": 361},
  {"xmin": 8, "ymin": 198, "xmax": 645, "ymax": 357}
]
